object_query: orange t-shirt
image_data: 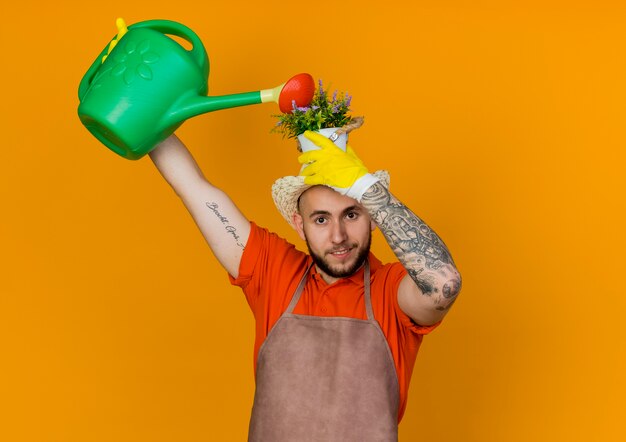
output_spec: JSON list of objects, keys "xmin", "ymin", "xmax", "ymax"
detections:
[{"xmin": 229, "ymin": 222, "xmax": 441, "ymax": 422}]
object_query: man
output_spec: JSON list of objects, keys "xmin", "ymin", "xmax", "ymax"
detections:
[{"xmin": 149, "ymin": 130, "xmax": 462, "ymax": 441}]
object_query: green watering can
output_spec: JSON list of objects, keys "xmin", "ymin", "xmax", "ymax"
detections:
[{"xmin": 78, "ymin": 18, "xmax": 314, "ymax": 160}]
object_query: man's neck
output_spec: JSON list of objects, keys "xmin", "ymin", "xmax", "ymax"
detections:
[{"xmin": 316, "ymin": 265, "xmax": 339, "ymax": 285}]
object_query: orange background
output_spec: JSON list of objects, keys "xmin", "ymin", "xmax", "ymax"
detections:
[{"xmin": 1, "ymin": 1, "xmax": 625, "ymax": 441}]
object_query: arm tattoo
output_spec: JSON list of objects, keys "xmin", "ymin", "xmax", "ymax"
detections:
[
  {"xmin": 361, "ymin": 183, "xmax": 461, "ymax": 305},
  {"xmin": 206, "ymin": 202, "xmax": 245, "ymax": 249}
]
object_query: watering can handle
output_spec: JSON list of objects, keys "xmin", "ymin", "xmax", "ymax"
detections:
[
  {"xmin": 128, "ymin": 19, "xmax": 208, "ymax": 75},
  {"xmin": 78, "ymin": 19, "xmax": 208, "ymax": 100},
  {"xmin": 78, "ymin": 44, "xmax": 111, "ymax": 100}
]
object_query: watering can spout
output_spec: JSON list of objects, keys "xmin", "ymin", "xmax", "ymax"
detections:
[
  {"xmin": 165, "ymin": 74, "xmax": 312, "ymax": 127},
  {"xmin": 166, "ymin": 90, "xmax": 265, "ymax": 127}
]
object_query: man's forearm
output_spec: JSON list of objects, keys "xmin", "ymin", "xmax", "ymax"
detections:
[
  {"xmin": 148, "ymin": 134, "xmax": 250, "ymax": 276},
  {"xmin": 148, "ymin": 134, "xmax": 206, "ymax": 194},
  {"xmin": 361, "ymin": 182, "xmax": 462, "ymax": 311}
]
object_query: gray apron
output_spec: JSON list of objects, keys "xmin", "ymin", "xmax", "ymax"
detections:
[{"xmin": 248, "ymin": 261, "xmax": 400, "ymax": 442}]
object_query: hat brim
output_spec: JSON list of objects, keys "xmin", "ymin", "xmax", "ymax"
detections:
[{"xmin": 271, "ymin": 171, "xmax": 390, "ymax": 229}]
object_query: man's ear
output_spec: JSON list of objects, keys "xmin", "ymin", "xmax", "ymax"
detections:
[
  {"xmin": 293, "ymin": 212, "xmax": 306, "ymax": 240},
  {"xmin": 370, "ymin": 219, "xmax": 377, "ymax": 232}
]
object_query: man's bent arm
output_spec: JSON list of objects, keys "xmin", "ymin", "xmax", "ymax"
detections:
[
  {"xmin": 149, "ymin": 134, "xmax": 250, "ymax": 278},
  {"xmin": 361, "ymin": 182, "xmax": 462, "ymax": 326}
]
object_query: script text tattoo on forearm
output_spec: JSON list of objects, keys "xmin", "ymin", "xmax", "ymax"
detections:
[{"xmin": 206, "ymin": 202, "xmax": 245, "ymax": 248}]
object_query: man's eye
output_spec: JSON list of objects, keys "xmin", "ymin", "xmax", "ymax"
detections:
[
  {"xmin": 315, "ymin": 217, "xmax": 327, "ymax": 224},
  {"xmin": 346, "ymin": 212, "xmax": 358, "ymax": 220}
]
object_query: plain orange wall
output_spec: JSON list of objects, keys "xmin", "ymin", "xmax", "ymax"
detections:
[{"xmin": 1, "ymin": 1, "xmax": 625, "ymax": 441}]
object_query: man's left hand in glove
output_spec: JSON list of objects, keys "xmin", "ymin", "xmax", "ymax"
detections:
[{"xmin": 297, "ymin": 130, "xmax": 380, "ymax": 202}]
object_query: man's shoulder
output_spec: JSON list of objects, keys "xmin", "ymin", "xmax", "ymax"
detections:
[
  {"xmin": 248, "ymin": 221, "xmax": 308, "ymax": 266},
  {"xmin": 249, "ymin": 222, "xmax": 299, "ymax": 252},
  {"xmin": 369, "ymin": 252, "xmax": 406, "ymax": 277},
  {"xmin": 231, "ymin": 221, "xmax": 309, "ymax": 291}
]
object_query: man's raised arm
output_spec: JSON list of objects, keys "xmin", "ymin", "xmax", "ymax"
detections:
[
  {"xmin": 360, "ymin": 183, "xmax": 461, "ymax": 326},
  {"xmin": 297, "ymin": 130, "xmax": 462, "ymax": 326},
  {"xmin": 148, "ymin": 134, "xmax": 250, "ymax": 278}
]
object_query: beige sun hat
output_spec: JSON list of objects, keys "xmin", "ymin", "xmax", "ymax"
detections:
[
  {"xmin": 272, "ymin": 171, "xmax": 390, "ymax": 229},
  {"xmin": 271, "ymin": 117, "xmax": 390, "ymax": 229}
]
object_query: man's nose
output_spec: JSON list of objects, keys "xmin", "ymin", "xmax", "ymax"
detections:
[{"xmin": 330, "ymin": 220, "xmax": 348, "ymax": 244}]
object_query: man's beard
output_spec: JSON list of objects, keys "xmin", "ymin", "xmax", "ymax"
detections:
[{"xmin": 304, "ymin": 230, "xmax": 372, "ymax": 279}]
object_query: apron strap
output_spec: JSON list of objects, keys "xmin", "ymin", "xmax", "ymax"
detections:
[
  {"xmin": 363, "ymin": 260, "xmax": 374, "ymax": 321},
  {"xmin": 285, "ymin": 262, "xmax": 314, "ymax": 314}
]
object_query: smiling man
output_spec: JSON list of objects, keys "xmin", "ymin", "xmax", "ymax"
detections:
[
  {"xmin": 296, "ymin": 187, "xmax": 373, "ymax": 281},
  {"xmin": 149, "ymin": 130, "xmax": 462, "ymax": 442}
]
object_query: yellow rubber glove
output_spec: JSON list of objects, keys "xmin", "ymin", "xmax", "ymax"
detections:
[{"xmin": 298, "ymin": 130, "xmax": 380, "ymax": 201}]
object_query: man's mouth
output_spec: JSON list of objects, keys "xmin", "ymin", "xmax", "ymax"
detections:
[{"xmin": 328, "ymin": 246, "xmax": 354, "ymax": 259}]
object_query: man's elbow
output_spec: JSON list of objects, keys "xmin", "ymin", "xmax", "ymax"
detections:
[
  {"xmin": 400, "ymin": 271, "xmax": 462, "ymax": 325},
  {"xmin": 434, "ymin": 272, "xmax": 462, "ymax": 312}
]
